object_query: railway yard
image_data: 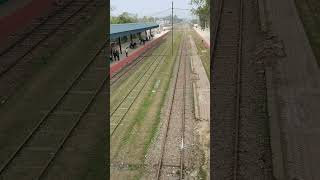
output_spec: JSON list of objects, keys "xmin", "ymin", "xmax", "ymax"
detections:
[
  {"xmin": 0, "ymin": 0, "xmax": 320, "ymax": 179},
  {"xmin": 110, "ymin": 24, "xmax": 210, "ymax": 179},
  {"xmin": 211, "ymin": 0, "xmax": 320, "ymax": 179},
  {"xmin": 0, "ymin": 0, "xmax": 107, "ymax": 179}
]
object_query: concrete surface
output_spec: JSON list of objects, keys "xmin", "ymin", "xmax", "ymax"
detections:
[
  {"xmin": 193, "ymin": 27, "xmax": 210, "ymax": 48},
  {"xmin": 189, "ymin": 34, "xmax": 210, "ymax": 121},
  {"xmin": 265, "ymin": 0, "xmax": 320, "ymax": 179}
]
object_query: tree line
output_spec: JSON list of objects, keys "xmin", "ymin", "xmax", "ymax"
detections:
[
  {"xmin": 111, "ymin": 12, "xmax": 157, "ymax": 24},
  {"xmin": 111, "ymin": 11, "xmax": 183, "ymax": 24},
  {"xmin": 190, "ymin": 0, "xmax": 210, "ymax": 29}
]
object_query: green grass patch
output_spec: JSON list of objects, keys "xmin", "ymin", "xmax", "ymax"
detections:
[
  {"xmin": 112, "ymin": 32, "xmax": 181, "ymax": 157},
  {"xmin": 134, "ymin": 33, "xmax": 183, "ymax": 179},
  {"xmin": 110, "ymin": 42, "xmax": 168, "ymax": 113},
  {"xmin": 141, "ymin": 34, "xmax": 182, "ymax": 156},
  {"xmin": 110, "ymin": 32, "xmax": 182, "ymax": 180},
  {"xmin": 295, "ymin": 0, "xmax": 320, "ymax": 66}
]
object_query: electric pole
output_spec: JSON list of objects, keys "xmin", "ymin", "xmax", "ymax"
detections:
[{"xmin": 172, "ymin": 1, "xmax": 173, "ymax": 55}]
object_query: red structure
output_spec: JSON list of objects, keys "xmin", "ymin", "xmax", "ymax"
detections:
[{"xmin": 110, "ymin": 32, "xmax": 169, "ymax": 77}]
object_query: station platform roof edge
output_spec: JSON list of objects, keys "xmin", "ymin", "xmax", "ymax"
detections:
[{"xmin": 109, "ymin": 23, "xmax": 159, "ymax": 39}]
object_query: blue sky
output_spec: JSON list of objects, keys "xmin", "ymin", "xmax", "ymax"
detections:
[{"xmin": 110, "ymin": 0, "xmax": 197, "ymax": 19}]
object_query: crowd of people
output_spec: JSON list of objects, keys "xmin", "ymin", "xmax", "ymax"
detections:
[
  {"xmin": 110, "ymin": 48, "xmax": 120, "ymax": 62},
  {"xmin": 109, "ymin": 34, "xmax": 154, "ymax": 63}
]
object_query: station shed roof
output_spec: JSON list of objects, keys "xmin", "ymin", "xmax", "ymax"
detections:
[{"xmin": 110, "ymin": 23, "xmax": 159, "ymax": 39}]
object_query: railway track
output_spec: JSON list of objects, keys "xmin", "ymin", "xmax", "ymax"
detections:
[
  {"xmin": 0, "ymin": 0, "xmax": 77, "ymax": 54},
  {"xmin": 211, "ymin": 0, "xmax": 243, "ymax": 179},
  {"xmin": 110, "ymin": 45, "xmax": 169, "ymax": 136},
  {"xmin": 212, "ymin": 0, "xmax": 275, "ymax": 179},
  {"xmin": 0, "ymin": 0, "xmax": 101, "ymax": 75},
  {"xmin": 156, "ymin": 32, "xmax": 187, "ymax": 180},
  {"xmin": 0, "ymin": 41, "xmax": 107, "ymax": 179},
  {"xmin": 0, "ymin": 0, "xmax": 104, "ymax": 104}
]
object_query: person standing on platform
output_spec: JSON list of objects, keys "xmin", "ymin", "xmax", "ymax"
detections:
[
  {"xmin": 110, "ymin": 55, "xmax": 113, "ymax": 62},
  {"xmin": 116, "ymin": 49, "xmax": 120, "ymax": 61},
  {"xmin": 125, "ymin": 47, "xmax": 128, "ymax": 57},
  {"xmin": 113, "ymin": 49, "xmax": 117, "ymax": 61}
]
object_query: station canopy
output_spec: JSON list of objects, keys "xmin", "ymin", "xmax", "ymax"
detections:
[{"xmin": 109, "ymin": 23, "xmax": 159, "ymax": 39}]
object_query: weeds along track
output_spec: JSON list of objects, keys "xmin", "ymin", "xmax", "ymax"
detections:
[
  {"xmin": 0, "ymin": 0, "xmax": 104, "ymax": 103},
  {"xmin": 156, "ymin": 31, "xmax": 187, "ymax": 180},
  {"xmin": 0, "ymin": 41, "xmax": 107, "ymax": 180},
  {"xmin": 110, "ymin": 45, "xmax": 169, "ymax": 136},
  {"xmin": 211, "ymin": 0, "xmax": 243, "ymax": 179},
  {"xmin": 110, "ymin": 36, "xmax": 168, "ymax": 87}
]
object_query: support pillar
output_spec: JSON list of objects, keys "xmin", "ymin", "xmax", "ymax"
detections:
[{"xmin": 118, "ymin": 37, "xmax": 122, "ymax": 54}]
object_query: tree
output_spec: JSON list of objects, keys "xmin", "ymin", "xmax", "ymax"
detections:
[
  {"xmin": 111, "ymin": 12, "xmax": 138, "ymax": 24},
  {"xmin": 190, "ymin": 0, "xmax": 210, "ymax": 28},
  {"xmin": 191, "ymin": 19, "xmax": 198, "ymax": 24},
  {"xmin": 138, "ymin": 16, "xmax": 156, "ymax": 23}
]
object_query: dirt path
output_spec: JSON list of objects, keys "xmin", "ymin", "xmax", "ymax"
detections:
[
  {"xmin": 188, "ymin": 34, "xmax": 210, "ymax": 179},
  {"xmin": 189, "ymin": 35, "xmax": 210, "ymax": 121}
]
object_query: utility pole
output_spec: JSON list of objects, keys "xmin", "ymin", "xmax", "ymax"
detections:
[{"xmin": 172, "ymin": 1, "xmax": 173, "ymax": 55}]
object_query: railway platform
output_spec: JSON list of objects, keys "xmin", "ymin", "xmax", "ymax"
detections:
[
  {"xmin": 110, "ymin": 30, "xmax": 169, "ymax": 76},
  {"xmin": 193, "ymin": 27, "xmax": 210, "ymax": 48},
  {"xmin": 110, "ymin": 30, "xmax": 168, "ymax": 63}
]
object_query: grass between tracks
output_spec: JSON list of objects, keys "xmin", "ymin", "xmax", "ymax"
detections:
[
  {"xmin": 295, "ymin": 0, "xmax": 320, "ymax": 66},
  {"xmin": 190, "ymin": 30, "xmax": 210, "ymax": 78},
  {"xmin": 110, "ymin": 32, "xmax": 182, "ymax": 179},
  {"xmin": 110, "ymin": 43, "xmax": 167, "ymax": 112}
]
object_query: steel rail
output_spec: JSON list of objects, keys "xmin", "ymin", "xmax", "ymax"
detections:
[
  {"xmin": 233, "ymin": 0, "xmax": 243, "ymax": 179},
  {"xmin": 110, "ymin": 46, "xmax": 169, "ymax": 136},
  {"xmin": 211, "ymin": 0, "xmax": 243, "ymax": 178},
  {"xmin": 0, "ymin": 0, "xmax": 96, "ymax": 77},
  {"xmin": 0, "ymin": 41, "xmax": 107, "ymax": 175},
  {"xmin": 180, "ymin": 31, "xmax": 187, "ymax": 180},
  {"xmin": 110, "ymin": 36, "xmax": 168, "ymax": 86},
  {"xmin": 0, "ymin": 0, "xmax": 77, "ymax": 56},
  {"xmin": 110, "ymin": 45, "xmax": 168, "ymax": 117},
  {"xmin": 156, "ymin": 32, "xmax": 186, "ymax": 180},
  {"xmin": 37, "ymin": 65, "xmax": 108, "ymax": 180}
]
